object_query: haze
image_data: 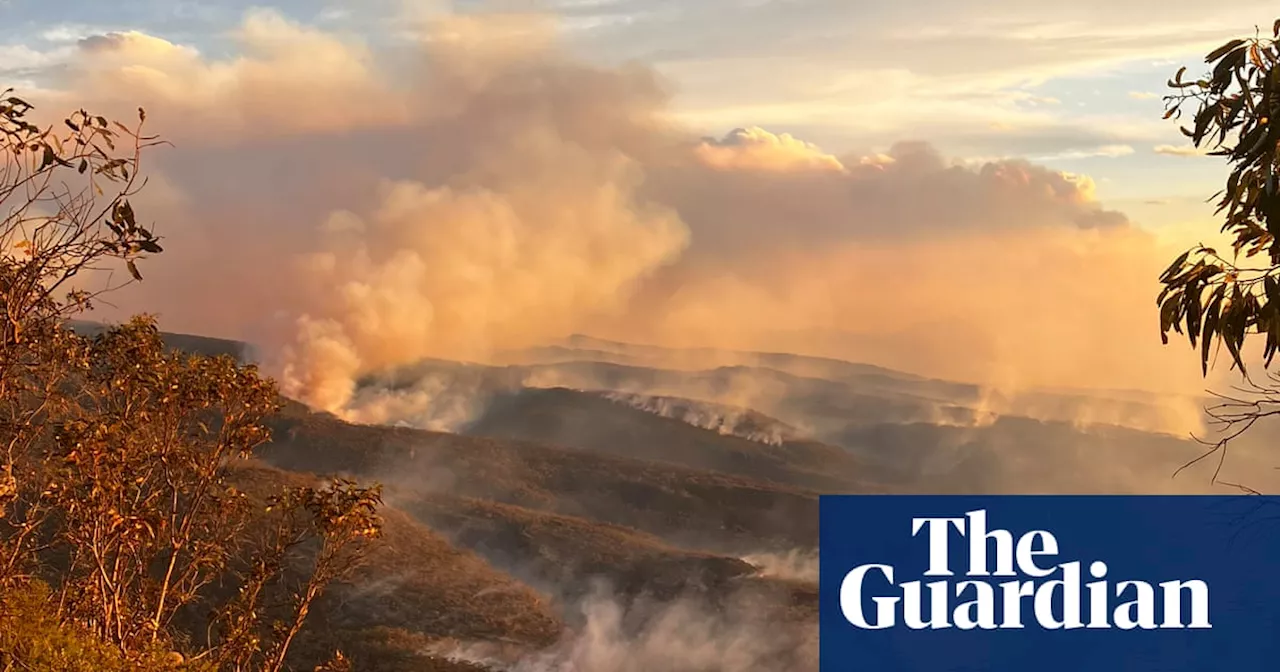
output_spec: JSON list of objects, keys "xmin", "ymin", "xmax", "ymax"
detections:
[
  {"xmin": 4, "ymin": 2, "xmax": 1261, "ymax": 420},
  {"xmin": 10, "ymin": 3, "xmax": 1280, "ymax": 670}
]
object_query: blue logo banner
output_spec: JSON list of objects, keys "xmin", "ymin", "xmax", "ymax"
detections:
[{"xmin": 819, "ymin": 495, "xmax": 1280, "ymax": 671}]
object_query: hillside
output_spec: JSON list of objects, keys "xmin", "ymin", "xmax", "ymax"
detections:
[
  {"xmin": 59, "ymin": 325, "xmax": 1277, "ymax": 671},
  {"xmin": 493, "ymin": 338, "xmax": 1206, "ymax": 437},
  {"xmin": 259, "ymin": 401, "xmax": 825, "ymax": 553},
  {"xmin": 252, "ymin": 407, "xmax": 823, "ymax": 670},
  {"xmin": 356, "ymin": 351, "xmax": 1278, "ymax": 494},
  {"xmin": 463, "ymin": 387, "xmax": 879, "ymax": 493},
  {"xmin": 226, "ymin": 464, "xmax": 563, "ymax": 672},
  {"xmin": 68, "ymin": 320, "xmax": 255, "ymax": 362},
  {"xmin": 400, "ymin": 493, "xmax": 757, "ymax": 602}
]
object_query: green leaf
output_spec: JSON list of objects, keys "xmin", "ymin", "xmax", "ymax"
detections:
[
  {"xmin": 1223, "ymin": 323, "xmax": 1244, "ymax": 373},
  {"xmin": 1206, "ymin": 39, "xmax": 1247, "ymax": 63},
  {"xmin": 1201, "ymin": 288, "xmax": 1225, "ymax": 374},
  {"xmin": 1193, "ymin": 105, "xmax": 1216, "ymax": 143},
  {"xmin": 1224, "ymin": 287, "xmax": 1249, "ymax": 373},
  {"xmin": 1160, "ymin": 295, "xmax": 1180, "ymax": 343},
  {"xmin": 1160, "ymin": 250, "xmax": 1191, "ymax": 282},
  {"xmin": 126, "ymin": 260, "xmax": 142, "ymax": 282},
  {"xmin": 113, "ymin": 201, "xmax": 137, "ymax": 229},
  {"xmin": 1222, "ymin": 95, "xmax": 1248, "ymax": 142},
  {"xmin": 1186, "ymin": 284, "xmax": 1204, "ymax": 346},
  {"xmin": 1211, "ymin": 49, "xmax": 1244, "ymax": 89}
]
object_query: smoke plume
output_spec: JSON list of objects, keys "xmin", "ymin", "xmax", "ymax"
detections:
[
  {"xmin": 439, "ymin": 587, "xmax": 816, "ymax": 672},
  {"xmin": 27, "ymin": 8, "xmax": 1219, "ymax": 430}
]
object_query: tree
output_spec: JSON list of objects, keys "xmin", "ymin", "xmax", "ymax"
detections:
[
  {"xmin": 0, "ymin": 580, "xmax": 213, "ymax": 672},
  {"xmin": 0, "ymin": 91, "xmax": 163, "ymax": 528},
  {"xmin": 0, "ymin": 92, "xmax": 383, "ymax": 671},
  {"xmin": 1158, "ymin": 20, "xmax": 1280, "ymax": 482}
]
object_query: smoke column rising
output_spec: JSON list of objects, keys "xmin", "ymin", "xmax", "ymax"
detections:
[{"xmin": 25, "ymin": 8, "xmax": 1221, "ymax": 431}]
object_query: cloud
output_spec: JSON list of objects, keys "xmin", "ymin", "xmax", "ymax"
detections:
[
  {"xmin": 25, "ymin": 9, "xmax": 1213, "ymax": 423},
  {"xmin": 48, "ymin": 12, "xmax": 407, "ymax": 138},
  {"xmin": 694, "ymin": 127, "xmax": 845, "ymax": 173},
  {"xmin": 1025, "ymin": 96, "xmax": 1061, "ymax": 106},
  {"xmin": 7, "ymin": 0, "xmax": 1267, "ymax": 165},
  {"xmin": 0, "ymin": 43, "xmax": 66, "ymax": 71},
  {"xmin": 40, "ymin": 24, "xmax": 115, "ymax": 43},
  {"xmin": 553, "ymin": 0, "xmax": 1274, "ymax": 155},
  {"xmin": 0, "ymin": 40, "xmax": 77, "ymax": 86},
  {"xmin": 1153, "ymin": 143, "xmax": 1207, "ymax": 157},
  {"xmin": 1037, "ymin": 144, "xmax": 1136, "ymax": 160},
  {"xmin": 572, "ymin": 0, "xmax": 1275, "ymax": 83},
  {"xmin": 928, "ymin": 115, "xmax": 1163, "ymax": 162},
  {"xmin": 1128, "ymin": 91, "xmax": 1159, "ymax": 100}
]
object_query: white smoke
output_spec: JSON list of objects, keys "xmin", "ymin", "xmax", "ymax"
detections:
[
  {"xmin": 437, "ymin": 589, "xmax": 816, "ymax": 672},
  {"xmin": 741, "ymin": 549, "xmax": 819, "ymax": 584},
  {"xmin": 600, "ymin": 391, "xmax": 800, "ymax": 445}
]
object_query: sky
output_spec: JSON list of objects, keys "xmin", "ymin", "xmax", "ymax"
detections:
[
  {"xmin": 1, "ymin": 0, "xmax": 1275, "ymax": 419},
  {"xmin": 1, "ymin": 0, "xmax": 1269, "ymax": 229}
]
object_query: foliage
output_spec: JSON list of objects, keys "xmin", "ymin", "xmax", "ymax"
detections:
[
  {"xmin": 0, "ymin": 580, "xmax": 213, "ymax": 672},
  {"xmin": 0, "ymin": 90, "xmax": 162, "ymax": 336},
  {"xmin": 0, "ymin": 92, "xmax": 384, "ymax": 670},
  {"xmin": 1158, "ymin": 21, "xmax": 1280, "ymax": 374},
  {"xmin": 1158, "ymin": 21, "xmax": 1280, "ymax": 472},
  {"xmin": 212, "ymin": 470, "xmax": 383, "ymax": 672}
]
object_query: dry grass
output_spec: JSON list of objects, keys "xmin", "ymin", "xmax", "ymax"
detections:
[
  {"xmin": 261, "ymin": 403, "xmax": 824, "ymax": 553},
  {"xmin": 144, "ymin": 335, "xmax": 832, "ymax": 669},
  {"xmin": 466, "ymin": 387, "xmax": 878, "ymax": 493},
  {"xmin": 401, "ymin": 493, "xmax": 756, "ymax": 602},
  {"xmin": 227, "ymin": 464, "xmax": 563, "ymax": 671}
]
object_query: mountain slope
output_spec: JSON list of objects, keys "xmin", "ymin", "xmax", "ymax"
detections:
[
  {"xmin": 259, "ymin": 401, "xmax": 824, "ymax": 553},
  {"xmin": 401, "ymin": 493, "xmax": 756, "ymax": 602},
  {"xmin": 226, "ymin": 463, "xmax": 563, "ymax": 672},
  {"xmin": 463, "ymin": 387, "xmax": 879, "ymax": 493}
]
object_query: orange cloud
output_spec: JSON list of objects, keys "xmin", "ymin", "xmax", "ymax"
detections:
[
  {"xmin": 694, "ymin": 127, "xmax": 847, "ymax": 172},
  {"xmin": 48, "ymin": 10, "xmax": 407, "ymax": 139}
]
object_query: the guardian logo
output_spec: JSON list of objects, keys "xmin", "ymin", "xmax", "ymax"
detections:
[{"xmin": 840, "ymin": 509, "xmax": 1211, "ymax": 631}]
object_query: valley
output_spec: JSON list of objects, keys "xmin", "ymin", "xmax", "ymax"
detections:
[{"xmin": 154, "ymin": 330, "xmax": 1278, "ymax": 671}]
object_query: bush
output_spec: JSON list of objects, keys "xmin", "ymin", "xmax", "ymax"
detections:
[
  {"xmin": 0, "ymin": 92, "xmax": 383, "ymax": 671},
  {"xmin": 0, "ymin": 580, "xmax": 212, "ymax": 672}
]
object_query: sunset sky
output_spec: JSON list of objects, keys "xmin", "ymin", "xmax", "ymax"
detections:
[{"xmin": 3, "ymin": 0, "xmax": 1274, "ymax": 230}]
